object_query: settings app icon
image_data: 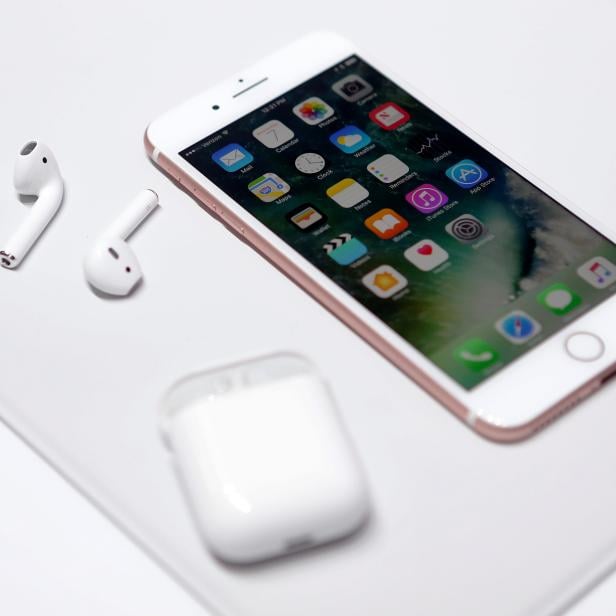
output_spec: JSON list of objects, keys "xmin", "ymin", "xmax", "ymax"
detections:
[{"xmin": 445, "ymin": 214, "xmax": 486, "ymax": 243}]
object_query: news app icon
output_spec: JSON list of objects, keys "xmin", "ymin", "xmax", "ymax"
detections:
[
  {"xmin": 369, "ymin": 102, "xmax": 411, "ymax": 131},
  {"xmin": 577, "ymin": 256, "xmax": 616, "ymax": 289},
  {"xmin": 405, "ymin": 183, "xmax": 449, "ymax": 214}
]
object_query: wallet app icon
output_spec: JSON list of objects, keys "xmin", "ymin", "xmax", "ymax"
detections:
[{"xmin": 212, "ymin": 143, "xmax": 254, "ymax": 172}]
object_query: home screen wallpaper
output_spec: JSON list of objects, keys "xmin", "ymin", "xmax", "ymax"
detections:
[{"xmin": 182, "ymin": 55, "xmax": 616, "ymax": 389}]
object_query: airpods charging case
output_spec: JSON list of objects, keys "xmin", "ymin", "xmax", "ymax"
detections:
[{"xmin": 160, "ymin": 353, "xmax": 370, "ymax": 564}]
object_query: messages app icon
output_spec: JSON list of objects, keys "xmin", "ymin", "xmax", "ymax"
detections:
[{"xmin": 212, "ymin": 143, "xmax": 254, "ymax": 172}]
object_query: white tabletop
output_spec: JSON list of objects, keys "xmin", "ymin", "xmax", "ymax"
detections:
[{"xmin": 2, "ymin": 1, "xmax": 616, "ymax": 614}]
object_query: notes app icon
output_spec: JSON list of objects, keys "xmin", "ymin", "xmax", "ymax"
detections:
[{"xmin": 326, "ymin": 178, "xmax": 369, "ymax": 208}]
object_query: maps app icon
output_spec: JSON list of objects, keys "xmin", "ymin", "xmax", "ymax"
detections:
[{"xmin": 248, "ymin": 173, "xmax": 290, "ymax": 203}]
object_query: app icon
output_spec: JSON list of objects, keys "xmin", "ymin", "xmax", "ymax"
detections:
[
  {"xmin": 495, "ymin": 311, "xmax": 542, "ymax": 344},
  {"xmin": 408, "ymin": 131, "xmax": 450, "ymax": 159},
  {"xmin": 445, "ymin": 159, "xmax": 488, "ymax": 188},
  {"xmin": 326, "ymin": 178, "xmax": 369, "ymax": 208},
  {"xmin": 211, "ymin": 143, "xmax": 254, "ymax": 172},
  {"xmin": 367, "ymin": 154, "xmax": 409, "ymax": 183},
  {"xmin": 577, "ymin": 256, "xmax": 616, "ymax": 289},
  {"xmin": 369, "ymin": 102, "xmax": 410, "ymax": 131},
  {"xmin": 362, "ymin": 265, "xmax": 408, "ymax": 298},
  {"xmin": 405, "ymin": 183, "xmax": 449, "ymax": 214},
  {"xmin": 295, "ymin": 152, "xmax": 326, "ymax": 175},
  {"xmin": 293, "ymin": 97, "xmax": 335, "ymax": 125},
  {"xmin": 403, "ymin": 239, "xmax": 449, "ymax": 272},
  {"xmin": 287, "ymin": 204, "xmax": 326, "ymax": 231},
  {"xmin": 454, "ymin": 338, "xmax": 500, "ymax": 372},
  {"xmin": 364, "ymin": 208, "xmax": 409, "ymax": 239},
  {"xmin": 329, "ymin": 125, "xmax": 371, "ymax": 154},
  {"xmin": 537, "ymin": 283, "xmax": 582, "ymax": 315},
  {"xmin": 252, "ymin": 120, "xmax": 295, "ymax": 149},
  {"xmin": 322, "ymin": 233, "xmax": 367, "ymax": 265},
  {"xmin": 331, "ymin": 74, "xmax": 373, "ymax": 102},
  {"xmin": 445, "ymin": 213, "xmax": 486, "ymax": 243},
  {"xmin": 248, "ymin": 173, "xmax": 290, "ymax": 202}
]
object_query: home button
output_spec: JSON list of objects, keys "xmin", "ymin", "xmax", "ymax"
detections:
[{"xmin": 565, "ymin": 332, "xmax": 605, "ymax": 362}]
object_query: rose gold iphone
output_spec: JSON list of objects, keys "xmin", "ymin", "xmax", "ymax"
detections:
[{"xmin": 145, "ymin": 32, "xmax": 616, "ymax": 441}]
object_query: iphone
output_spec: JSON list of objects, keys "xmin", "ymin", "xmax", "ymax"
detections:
[{"xmin": 145, "ymin": 32, "xmax": 616, "ymax": 441}]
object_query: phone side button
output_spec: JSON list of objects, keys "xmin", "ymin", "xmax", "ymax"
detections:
[{"xmin": 565, "ymin": 332, "xmax": 605, "ymax": 362}]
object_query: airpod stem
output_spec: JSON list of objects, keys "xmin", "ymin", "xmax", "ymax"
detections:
[{"xmin": 105, "ymin": 189, "xmax": 159, "ymax": 240}]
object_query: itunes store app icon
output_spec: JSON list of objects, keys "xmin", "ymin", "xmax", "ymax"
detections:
[
  {"xmin": 405, "ymin": 183, "xmax": 449, "ymax": 214},
  {"xmin": 404, "ymin": 239, "xmax": 449, "ymax": 271}
]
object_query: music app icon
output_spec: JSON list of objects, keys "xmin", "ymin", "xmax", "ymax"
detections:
[
  {"xmin": 405, "ymin": 183, "xmax": 449, "ymax": 214},
  {"xmin": 577, "ymin": 256, "xmax": 616, "ymax": 289}
]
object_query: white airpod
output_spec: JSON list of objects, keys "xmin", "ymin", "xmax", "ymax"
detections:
[
  {"xmin": 1, "ymin": 141, "xmax": 64, "ymax": 268},
  {"xmin": 84, "ymin": 189, "xmax": 159, "ymax": 296}
]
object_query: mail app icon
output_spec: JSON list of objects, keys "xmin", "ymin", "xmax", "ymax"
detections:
[{"xmin": 212, "ymin": 143, "xmax": 254, "ymax": 172}]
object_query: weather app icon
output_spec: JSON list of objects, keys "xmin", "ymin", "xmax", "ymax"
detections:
[{"xmin": 329, "ymin": 125, "xmax": 372, "ymax": 154}]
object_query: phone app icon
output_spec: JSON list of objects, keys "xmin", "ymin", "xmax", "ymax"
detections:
[
  {"xmin": 445, "ymin": 159, "xmax": 488, "ymax": 188},
  {"xmin": 577, "ymin": 256, "xmax": 616, "ymax": 289},
  {"xmin": 495, "ymin": 311, "xmax": 542, "ymax": 344},
  {"xmin": 537, "ymin": 283, "xmax": 582, "ymax": 315},
  {"xmin": 293, "ymin": 97, "xmax": 335, "ymax": 125},
  {"xmin": 369, "ymin": 102, "xmax": 410, "ymax": 131},
  {"xmin": 326, "ymin": 178, "xmax": 369, "ymax": 208},
  {"xmin": 364, "ymin": 208, "xmax": 409, "ymax": 239},
  {"xmin": 252, "ymin": 120, "xmax": 295, "ymax": 149},
  {"xmin": 211, "ymin": 143, "xmax": 254, "ymax": 172},
  {"xmin": 329, "ymin": 125, "xmax": 371, "ymax": 154},
  {"xmin": 287, "ymin": 204, "xmax": 326, "ymax": 231},
  {"xmin": 323, "ymin": 233, "xmax": 367, "ymax": 265},
  {"xmin": 367, "ymin": 154, "xmax": 410, "ymax": 184},
  {"xmin": 405, "ymin": 183, "xmax": 449, "ymax": 214},
  {"xmin": 403, "ymin": 239, "xmax": 449, "ymax": 272},
  {"xmin": 362, "ymin": 265, "xmax": 408, "ymax": 298},
  {"xmin": 454, "ymin": 339, "xmax": 500, "ymax": 372},
  {"xmin": 445, "ymin": 213, "xmax": 486, "ymax": 243},
  {"xmin": 247, "ymin": 173, "xmax": 290, "ymax": 202},
  {"xmin": 331, "ymin": 74, "xmax": 373, "ymax": 102}
]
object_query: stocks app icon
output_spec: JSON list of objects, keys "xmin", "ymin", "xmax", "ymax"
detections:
[{"xmin": 445, "ymin": 213, "xmax": 486, "ymax": 243}]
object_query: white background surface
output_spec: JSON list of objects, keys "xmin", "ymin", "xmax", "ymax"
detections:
[{"xmin": 2, "ymin": 0, "xmax": 616, "ymax": 614}]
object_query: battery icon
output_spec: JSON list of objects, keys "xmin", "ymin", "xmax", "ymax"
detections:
[{"xmin": 345, "ymin": 57, "xmax": 357, "ymax": 66}]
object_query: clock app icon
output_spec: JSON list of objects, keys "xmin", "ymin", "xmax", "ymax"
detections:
[{"xmin": 295, "ymin": 152, "xmax": 326, "ymax": 175}]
